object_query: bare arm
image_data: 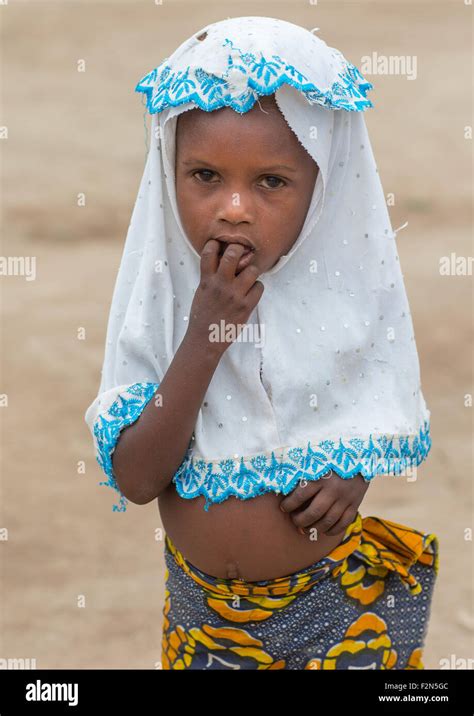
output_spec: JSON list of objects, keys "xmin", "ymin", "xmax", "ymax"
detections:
[
  {"xmin": 111, "ymin": 328, "xmax": 222, "ymax": 504},
  {"xmin": 111, "ymin": 240, "xmax": 264, "ymax": 505}
]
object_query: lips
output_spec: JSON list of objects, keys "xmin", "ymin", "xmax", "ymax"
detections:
[
  {"xmin": 217, "ymin": 243, "xmax": 253, "ymax": 258},
  {"xmin": 213, "ymin": 235, "xmax": 255, "ymax": 252},
  {"xmin": 234, "ymin": 248, "xmax": 255, "ymax": 272}
]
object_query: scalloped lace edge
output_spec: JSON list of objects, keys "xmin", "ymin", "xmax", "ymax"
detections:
[
  {"xmin": 135, "ymin": 37, "xmax": 374, "ymax": 115},
  {"xmin": 91, "ymin": 382, "xmax": 431, "ymax": 513}
]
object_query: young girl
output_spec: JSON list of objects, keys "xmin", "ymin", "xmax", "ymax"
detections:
[{"xmin": 85, "ymin": 16, "xmax": 439, "ymax": 670}]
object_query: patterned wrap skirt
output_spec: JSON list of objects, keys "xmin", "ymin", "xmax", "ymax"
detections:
[{"xmin": 160, "ymin": 512, "xmax": 439, "ymax": 670}]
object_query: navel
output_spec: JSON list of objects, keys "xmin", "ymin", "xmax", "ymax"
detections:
[{"xmin": 225, "ymin": 561, "xmax": 242, "ymax": 580}]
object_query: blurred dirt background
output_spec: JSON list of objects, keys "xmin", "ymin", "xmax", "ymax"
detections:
[{"xmin": 1, "ymin": 0, "xmax": 472, "ymax": 668}]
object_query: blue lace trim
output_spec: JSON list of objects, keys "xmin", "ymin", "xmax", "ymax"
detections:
[
  {"xmin": 174, "ymin": 420, "xmax": 432, "ymax": 511},
  {"xmin": 93, "ymin": 382, "xmax": 431, "ymax": 514},
  {"xmin": 92, "ymin": 382, "xmax": 160, "ymax": 512},
  {"xmin": 135, "ymin": 38, "xmax": 373, "ymax": 114}
]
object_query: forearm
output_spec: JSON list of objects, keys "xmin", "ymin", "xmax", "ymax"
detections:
[{"xmin": 112, "ymin": 329, "xmax": 222, "ymax": 504}]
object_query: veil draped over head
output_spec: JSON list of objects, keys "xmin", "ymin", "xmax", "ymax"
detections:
[{"xmin": 85, "ymin": 16, "xmax": 431, "ymax": 512}]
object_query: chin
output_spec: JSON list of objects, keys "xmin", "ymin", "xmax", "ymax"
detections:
[{"xmin": 268, "ymin": 254, "xmax": 285, "ymax": 270}]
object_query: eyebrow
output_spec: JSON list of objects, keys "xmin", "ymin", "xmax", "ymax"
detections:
[{"xmin": 181, "ymin": 159, "xmax": 298, "ymax": 173}]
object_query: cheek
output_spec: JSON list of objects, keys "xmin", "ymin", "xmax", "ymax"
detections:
[
  {"xmin": 263, "ymin": 194, "xmax": 305, "ymax": 232},
  {"xmin": 285, "ymin": 185, "xmax": 315, "ymax": 232},
  {"xmin": 175, "ymin": 184, "xmax": 213, "ymax": 252},
  {"xmin": 176, "ymin": 183, "xmax": 201, "ymax": 225},
  {"xmin": 262, "ymin": 195, "xmax": 309, "ymax": 257}
]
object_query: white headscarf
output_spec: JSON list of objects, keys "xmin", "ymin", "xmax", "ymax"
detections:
[{"xmin": 85, "ymin": 16, "xmax": 431, "ymax": 512}]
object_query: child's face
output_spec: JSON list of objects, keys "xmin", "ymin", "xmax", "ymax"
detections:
[{"xmin": 175, "ymin": 94, "xmax": 319, "ymax": 273}]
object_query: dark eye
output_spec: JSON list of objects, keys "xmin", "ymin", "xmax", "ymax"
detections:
[
  {"xmin": 261, "ymin": 175, "xmax": 285, "ymax": 189},
  {"xmin": 193, "ymin": 169, "xmax": 217, "ymax": 183}
]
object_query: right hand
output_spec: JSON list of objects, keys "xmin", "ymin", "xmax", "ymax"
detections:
[{"xmin": 186, "ymin": 239, "xmax": 265, "ymax": 356}]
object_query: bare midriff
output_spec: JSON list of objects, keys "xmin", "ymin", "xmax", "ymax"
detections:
[{"xmin": 157, "ymin": 481, "xmax": 347, "ymax": 581}]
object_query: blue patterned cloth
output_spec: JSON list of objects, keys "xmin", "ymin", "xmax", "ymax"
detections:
[{"xmin": 160, "ymin": 512, "xmax": 439, "ymax": 670}]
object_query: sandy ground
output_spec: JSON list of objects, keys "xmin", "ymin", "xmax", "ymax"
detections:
[{"xmin": 1, "ymin": 1, "xmax": 472, "ymax": 669}]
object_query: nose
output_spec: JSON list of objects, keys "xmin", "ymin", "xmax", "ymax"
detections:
[{"xmin": 215, "ymin": 187, "xmax": 254, "ymax": 225}]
